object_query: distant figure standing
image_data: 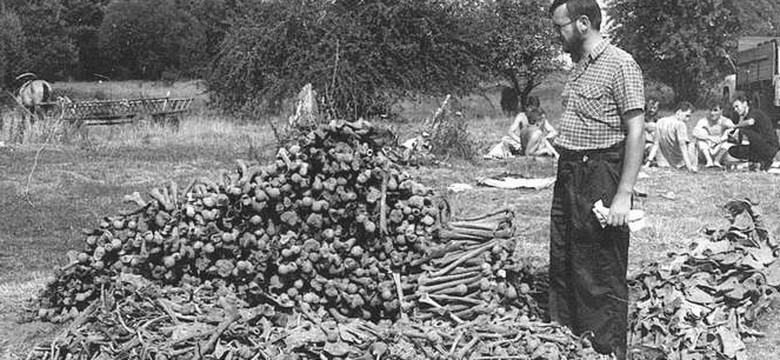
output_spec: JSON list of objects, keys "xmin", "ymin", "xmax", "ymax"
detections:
[
  {"xmin": 691, "ymin": 103, "xmax": 734, "ymax": 168},
  {"xmin": 725, "ymin": 94, "xmax": 779, "ymax": 171},
  {"xmin": 645, "ymin": 101, "xmax": 697, "ymax": 172},
  {"xmin": 548, "ymin": 0, "xmax": 645, "ymax": 359}
]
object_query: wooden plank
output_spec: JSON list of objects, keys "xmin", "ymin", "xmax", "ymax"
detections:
[
  {"xmin": 738, "ymin": 37, "xmax": 780, "ymax": 52},
  {"xmin": 737, "ymin": 40, "xmax": 778, "ymax": 85},
  {"xmin": 149, "ymin": 109, "xmax": 189, "ymax": 116},
  {"xmin": 737, "ymin": 42, "xmax": 774, "ymax": 65},
  {"xmin": 63, "ymin": 114, "xmax": 137, "ymax": 122},
  {"xmin": 84, "ymin": 119, "xmax": 136, "ymax": 126}
]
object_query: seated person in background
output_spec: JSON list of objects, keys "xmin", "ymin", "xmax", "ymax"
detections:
[
  {"xmin": 724, "ymin": 94, "xmax": 780, "ymax": 171},
  {"xmin": 691, "ymin": 103, "xmax": 735, "ymax": 168},
  {"xmin": 504, "ymin": 96, "xmax": 541, "ymax": 152},
  {"xmin": 645, "ymin": 101, "xmax": 697, "ymax": 172},
  {"xmin": 485, "ymin": 96, "xmax": 541, "ymax": 159},
  {"xmin": 643, "ymin": 98, "xmax": 660, "ymax": 160},
  {"xmin": 519, "ymin": 108, "xmax": 559, "ymax": 158},
  {"xmin": 645, "ymin": 98, "xmax": 660, "ymax": 123}
]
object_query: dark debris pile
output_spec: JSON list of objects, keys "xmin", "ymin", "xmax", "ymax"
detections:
[
  {"xmin": 28, "ymin": 273, "xmax": 600, "ymax": 360},
  {"xmin": 629, "ymin": 199, "xmax": 780, "ymax": 360}
]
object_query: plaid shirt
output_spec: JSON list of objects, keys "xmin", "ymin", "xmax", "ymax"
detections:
[{"xmin": 554, "ymin": 39, "xmax": 645, "ymax": 151}]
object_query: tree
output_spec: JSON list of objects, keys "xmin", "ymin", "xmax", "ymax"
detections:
[
  {"xmin": 0, "ymin": 11, "xmax": 30, "ymax": 89},
  {"xmin": 60, "ymin": 0, "xmax": 111, "ymax": 80},
  {"xmin": 208, "ymin": 0, "xmax": 486, "ymax": 119},
  {"xmin": 607, "ymin": 0, "xmax": 740, "ymax": 104},
  {"xmin": 179, "ymin": 0, "xmax": 237, "ymax": 69},
  {"xmin": 732, "ymin": 0, "xmax": 780, "ymax": 37},
  {"xmin": 10, "ymin": 0, "xmax": 79, "ymax": 80},
  {"xmin": 482, "ymin": 0, "xmax": 563, "ymax": 112},
  {"xmin": 99, "ymin": 0, "xmax": 206, "ymax": 79}
]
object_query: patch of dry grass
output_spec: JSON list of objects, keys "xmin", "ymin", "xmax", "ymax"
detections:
[{"xmin": 80, "ymin": 112, "xmax": 277, "ymax": 153}]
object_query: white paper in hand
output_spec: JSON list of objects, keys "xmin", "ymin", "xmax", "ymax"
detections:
[{"xmin": 592, "ymin": 200, "xmax": 646, "ymax": 232}]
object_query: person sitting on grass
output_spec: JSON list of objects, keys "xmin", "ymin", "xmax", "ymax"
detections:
[
  {"xmin": 643, "ymin": 98, "xmax": 660, "ymax": 164},
  {"xmin": 519, "ymin": 108, "xmax": 559, "ymax": 158},
  {"xmin": 722, "ymin": 94, "xmax": 780, "ymax": 171},
  {"xmin": 484, "ymin": 96, "xmax": 541, "ymax": 159},
  {"xmin": 644, "ymin": 101, "xmax": 697, "ymax": 172},
  {"xmin": 691, "ymin": 103, "xmax": 735, "ymax": 168}
]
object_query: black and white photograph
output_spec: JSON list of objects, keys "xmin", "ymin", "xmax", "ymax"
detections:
[{"xmin": 1, "ymin": 0, "xmax": 780, "ymax": 359}]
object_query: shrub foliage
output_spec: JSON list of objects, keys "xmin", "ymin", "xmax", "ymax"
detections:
[
  {"xmin": 207, "ymin": 0, "xmax": 486, "ymax": 119},
  {"xmin": 607, "ymin": 0, "xmax": 740, "ymax": 104},
  {"xmin": 483, "ymin": 0, "xmax": 562, "ymax": 110}
]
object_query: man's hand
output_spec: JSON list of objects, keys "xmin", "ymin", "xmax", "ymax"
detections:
[{"xmin": 607, "ymin": 190, "xmax": 632, "ymax": 227}]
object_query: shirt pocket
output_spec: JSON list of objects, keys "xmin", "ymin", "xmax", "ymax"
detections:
[{"xmin": 576, "ymin": 84, "xmax": 606, "ymax": 120}]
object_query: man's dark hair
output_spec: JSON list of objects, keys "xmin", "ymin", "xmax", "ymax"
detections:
[
  {"xmin": 549, "ymin": 0, "xmax": 602, "ymax": 31},
  {"xmin": 523, "ymin": 96, "xmax": 541, "ymax": 111},
  {"xmin": 732, "ymin": 91, "xmax": 749, "ymax": 104},
  {"xmin": 645, "ymin": 98, "xmax": 659, "ymax": 112},
  {"xmin": 527, "ymin": 108, "xmax": 545, "ymax": 125},
  {"xmin": 708, "ymin": 102, "xmax": 722, "ymax": 111},
  {"xmin": 677, "ymin": 101, "xmax": 694, "ymax": 112}
]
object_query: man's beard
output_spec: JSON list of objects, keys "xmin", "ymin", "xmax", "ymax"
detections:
[{"xmin": 562, "ymin": 32, "xmax": 584, "ymax": 59}]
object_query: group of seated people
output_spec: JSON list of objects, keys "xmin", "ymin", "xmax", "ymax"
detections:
[
  {"xmin": 486, "ymin": 93, "xmax": 780, "ymax": 173},
  {"xmin": 644, "ymin": 93, "xmax": 780, "ymax": 172}
]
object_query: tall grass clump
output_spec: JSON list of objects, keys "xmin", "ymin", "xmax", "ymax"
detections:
[
  {"xmin": 429, "ymin": 111, "xmax": 477, "ymax": 161},
  {"xmin": 0, "ymin": 110, "xmax": 75, "ymax": 146}
]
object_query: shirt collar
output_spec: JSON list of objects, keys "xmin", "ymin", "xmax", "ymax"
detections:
[
  {"xmin": 571, "ymin": 38, "xmax": 609, "ymax": 78},
  {"xmin": 582, "ymin": 38, "xmax": 609, "ymax": 64}
]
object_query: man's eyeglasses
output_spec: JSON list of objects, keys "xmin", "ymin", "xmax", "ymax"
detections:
[{"xmin": 553, "ymin": 19, "xmax": 576, "ymax": 33}]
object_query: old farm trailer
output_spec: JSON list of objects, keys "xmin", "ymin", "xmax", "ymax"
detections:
[{"xmin": 57, "ymin": 96, "xmax": 194, "ymax": 127}]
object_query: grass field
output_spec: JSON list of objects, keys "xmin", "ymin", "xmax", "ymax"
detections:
[{"xmin": 1, "ymin": 80, "xmax": 780, "ymax": 358}]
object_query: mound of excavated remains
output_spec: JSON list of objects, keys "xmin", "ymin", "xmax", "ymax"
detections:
[
  {"xmin": 628, "ymin": 199, "xmax": 780, "ymax": 360},
  {"xmin": 29, "ymin": 119, "xmax": 600, "ymax": 359}
]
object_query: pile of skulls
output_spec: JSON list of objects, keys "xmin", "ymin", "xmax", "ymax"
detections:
[
  {"xmin": 37, "ymin": 119, "xmax": 519, "ymax": 325},
  {"xmin": 628, "ymin": 199, "xmax": 780, "ymax": 360}
]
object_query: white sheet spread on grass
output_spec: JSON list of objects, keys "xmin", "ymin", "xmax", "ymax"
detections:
[{"xmin": 477, "ymin": 176, "xmax": 556, "ymax": 190}]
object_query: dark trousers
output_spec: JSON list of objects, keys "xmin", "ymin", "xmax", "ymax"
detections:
[
  {"xmin": 549, "ymin": 145, "xmax": 630, "ymax": 359},
  {"xmin": 727, "ymin": 130, "xmax": 779, "ymax": 170}
]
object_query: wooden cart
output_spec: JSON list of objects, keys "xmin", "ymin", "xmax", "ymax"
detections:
[{"xmin": 56, "ymin": 97, "xmax": 194, "ymax": 127}]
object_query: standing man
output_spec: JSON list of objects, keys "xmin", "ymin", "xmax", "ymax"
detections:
[
  {"xmin": 644, "ymin": 101, "xmax": 697, "ymax": 172},
  {"xmin": 725, "ymin": 93, "xmax": 779, "ymax": 171},
  {"xmin": 548, "ymin": 1, "xmax": 645, "ymax": 359}
]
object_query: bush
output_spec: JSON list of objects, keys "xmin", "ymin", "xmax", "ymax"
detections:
[
  {"xmin": 0, "ymin": 11, "xmax": 29, "ymax": 89},
  {"xmin": 207, "ymin": 0, "xmax": 485, "ymax": 120},
  {"xmin": 429, "ymin": 103, "xmax": 477, "ymax": 160},
  {"xmin": 99, "ymin": 0, "xmax": 207, "ymax": 80},
  {"xmin": 645, "ymin": 79, "xmax": 676, "ymax": 109}
]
